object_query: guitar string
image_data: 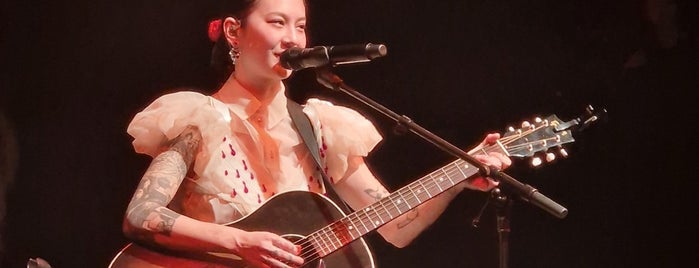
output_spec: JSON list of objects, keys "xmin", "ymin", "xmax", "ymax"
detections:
[
  {"xmin": 296, "ymin": 124, "xmax": 558, "ymax": 262},
  {"xmin": 293, "ymin": 158, "xmax": 457, "ymax": 259},
  {"xmin": 288, "ymin": 124, "xmax": 550, "ymax": 261},
  {"xmin": 296, "ymin": 148, "xmax": 494, "ymax": 262},
  {"xmin": 296, "ymin": 141, "xmax": 511, "ymax": 261}
]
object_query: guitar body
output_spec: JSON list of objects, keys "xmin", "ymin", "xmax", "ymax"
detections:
[{"xmin": 109, "ymin": 191, "xmax": 376, "ymax": 268}]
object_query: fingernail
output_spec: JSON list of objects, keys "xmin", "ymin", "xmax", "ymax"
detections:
[{"xmin": 296, "ymin": 245, "xmax": 302, "ymax": 253}]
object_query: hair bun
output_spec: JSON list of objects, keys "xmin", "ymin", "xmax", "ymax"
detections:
[{"xmin": 208, "ymin": 19, "xmax": 222, "ymax": 42}]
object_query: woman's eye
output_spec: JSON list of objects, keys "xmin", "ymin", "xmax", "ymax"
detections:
[{"xmin": 270, "ymin": 20, "xmax": 284, "ymax": 26}]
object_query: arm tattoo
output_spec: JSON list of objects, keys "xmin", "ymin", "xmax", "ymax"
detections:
[
  {"xmin": 364, "ymin": 187, "xmax": 419, "ymax": 229},
  {"xmin": 364, "ymin": 187, "xmax": 388, "ymax": 201},
  {"xmin": 126, "ymin": 126, "xmax": 201, "ymax": 239},
  {"xmin": 168, "ymin": 126, "xmax": 202, "ymax": 167},
  {"xmin": 396, "ymin": 209, "xmax": 419, "ymax": 229}
]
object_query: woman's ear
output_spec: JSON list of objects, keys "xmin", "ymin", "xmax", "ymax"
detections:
[{"xmin": 223, "ymin": 17, "xmax": 242, "ymax": 46}]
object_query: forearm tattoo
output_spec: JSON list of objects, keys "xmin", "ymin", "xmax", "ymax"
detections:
[
  {"xmin": 364, "ymin": 187, "xmax": 419, "ymax": 229},
  {"xmin": 364, "ymin": 187, "xmax": 388, "ymax": 201},
  {"xmin": 126, "ymin": 126, "xmax": 201, "ymax": 239},
  {"xmin": 396, "ymin": 209, "xmax": 419, "ymax": 229}
]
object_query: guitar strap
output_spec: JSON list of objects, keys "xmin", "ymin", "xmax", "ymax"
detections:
[{"xmin": 287, "ymin": 99, "xmax": 353, "ymax": 214}]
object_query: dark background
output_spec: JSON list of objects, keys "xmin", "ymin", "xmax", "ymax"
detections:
[{"xmin": 1, "ymin": 0, "xmax": 697, "ymax": 267}]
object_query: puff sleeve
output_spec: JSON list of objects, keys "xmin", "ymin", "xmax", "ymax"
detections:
[
  {"xmin": 303, "ymin": 98, "xmax": 383, "ymax": 183},
  {"xmin": 126, "ymin": 91, "xmax": 233, "ymax": 176}
]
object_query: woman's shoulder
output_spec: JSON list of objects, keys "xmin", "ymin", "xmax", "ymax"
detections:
[
  {"xmin": 141, "ymin": 90, "xmax": 211, "ymax": 108},
  {"xmin": 302, "ymin": 98, "xmax": 383, "ymax": 155},
  {"xmin": 303, "ymin": 98, "xmax": 376, "ymax": 129},
  {"xmin": 303, "ymin": 98, "xmax": 363, "ymax": 119},
  {"xmin": 127, "ymin": 89, "xmax": 224, "ymax": 156}
]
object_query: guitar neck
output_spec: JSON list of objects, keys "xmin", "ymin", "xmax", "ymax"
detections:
[
  {"xmin": 303, "ymin": 112, "xmax": 584, "ymax": 258},
  {"xmin": 305, "ymin": 144, "xmax": 500, "ymax": 257}
]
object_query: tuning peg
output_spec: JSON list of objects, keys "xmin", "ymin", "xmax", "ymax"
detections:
[
  {"xmin": 531, "ymin": 157, "xmax": 542, "ymax": 167},
  {"xmin": 521, "ymin": 121, "xmax": 530, "ymax": 128},
  {"xmin": 507, "ymin": 126, "xmax": 515, "ymax": 132},
  {"xmin": 534, "ymin": 117, "xmax": 542, "ymax": 123},
  {"xmin": 559, "ymin": 147, "xmax": 569, "ymax": 157},
  {"xmin": 586, "ymin": 105, "xmax": 595, "ymax": 115},
  {"xmin": 546, "ymin": 152, "xmax": 556, "ymax": 162}
]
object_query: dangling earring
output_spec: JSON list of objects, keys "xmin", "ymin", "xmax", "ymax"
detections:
[
  {"xmin": 229, "ymin": 43, "xmax": 240, "ymax": 65},
  {"xmin": 227, "ymin": 23, "xmax": 241, "ymax": 65}
]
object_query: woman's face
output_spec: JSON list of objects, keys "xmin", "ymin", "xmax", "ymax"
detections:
[{"xmin": 234, "ymin": 0, "xmax": 307, "ymax": 81}]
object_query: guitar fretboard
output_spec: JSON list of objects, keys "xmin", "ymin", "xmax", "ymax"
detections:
[
  {"xmin": 306, "ymin": 157, "xmax": 483, "ymax": 257},
  {"xmin": 296, "ymin": 113, "xmax": 578, "ymax": 263}
]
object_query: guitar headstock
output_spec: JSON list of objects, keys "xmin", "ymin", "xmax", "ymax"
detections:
[{"xmin": 500, "ymin": 105, "xmax": 606, "ymax": 166}]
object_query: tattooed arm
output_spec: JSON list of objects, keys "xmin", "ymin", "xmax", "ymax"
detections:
[
  {"xmin": 333, "ymin": 156, "xmax": 463, "ymax": 248},
  {"xmin": 333, "ymin": 134, "xmax": 510, "ymax": 248},
  {"xmin": 122, "ymin": 126, "xmax": 304, "ymax": 266},
  {"xmin": 122, "ymin": 125, "xmax": 222, "ymax": 250}
]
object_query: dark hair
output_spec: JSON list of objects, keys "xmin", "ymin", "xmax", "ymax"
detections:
[{"xmin": 209, "ymin": 0, "xmax": 259, "ymax": 78}]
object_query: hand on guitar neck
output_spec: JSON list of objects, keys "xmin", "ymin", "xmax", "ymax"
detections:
[{"xmin": 459, "ymin": 133, "xmax": 512, "ymax": 192}]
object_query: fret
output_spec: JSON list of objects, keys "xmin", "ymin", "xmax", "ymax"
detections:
[
  {"xmin": 398, "ymin": 191, "xmax": 413, "ymax": 211},
  {"xmin": 455, "ymin": 160, "xmax": 469, "ymax": 182},
  {"xmin": 389, "ymin": 194, "xmax": 403, "ymax": 215},
  {"xmin": 398, "ymin": 189, "xmax": 413, "ymax": 210},
  {"xmin": 417, "ymin": 178, "xmax": 433, "ymax": 199},
  {"xmin": 354, "ymin": 210, "xmax": 370, "ymax": 234},
  {"xmin": 331, "ymin": 226, "xmax": 344, "ymax": 248},
  {"xmin": 321, "ymin": 227, "xmax": 338, "ymax": 251},
  {"xmin": 310, "ymin": 233, "xmax": 327, "ymax": 256},
  {"xmin": 441, "ymin": 166, "xmax": 456, "ymax": 186},
  {"xmin": 378, "ymin": 198, "xmax": 393, "ymax": 220},
  {"xmin": 429, "ymin": 172, "xmax": 442, "ymax": 195},
  {"xmin": 456, "ymin": 160, "xmax": 478, "ymax": 179},
  {"xmin": 363, "ymin": 207, "xmax": 378, "ymax": 228},
  {"xmin": 370, "ymin": 205, "xmax": 384, "ymax": 226},
  {"xmin": 342, "ymin": 217, "xmax": 361, "ymax": 239},
  {"xmin": 407, "ymin": 183, "xmax": 422, "ymax": 206},
  {"xmin": 411, "ymin": 183, "xmax": 425, "ymax": 202},
  {"xmin": 330, "ymin": 221, "xmax": 352, "ymax": 246},
  {"xmin": 431, "ymin": 173, "xmax": 444, "ymax": 192}
]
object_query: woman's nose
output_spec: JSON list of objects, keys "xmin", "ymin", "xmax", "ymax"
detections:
[{"xmin": 281, "ymin": 28, "xmax": 304, "ymax": 49}]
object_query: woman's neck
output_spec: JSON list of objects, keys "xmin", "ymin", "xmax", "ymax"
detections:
[{"xmin": 226, "ymin": 71, "xmax": 281, "ymax": 104}]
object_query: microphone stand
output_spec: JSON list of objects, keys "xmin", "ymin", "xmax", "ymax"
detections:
[
  {"xmin": 493, "ymin": 188, "xmax": 513, "ymax": 268},
  {"xmin": 314, "ymin": 66, "xmax": 568, "ymax": 268}
]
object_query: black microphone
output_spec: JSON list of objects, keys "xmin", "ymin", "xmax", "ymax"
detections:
[{"xmin": 280, "ymin": 43, "xmax": 387, "ymax": 70}]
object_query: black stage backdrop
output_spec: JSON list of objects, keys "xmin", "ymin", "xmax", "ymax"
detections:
[{"xmin": 1, "ymin": 0, "xmax": 697, "ymax": 267}]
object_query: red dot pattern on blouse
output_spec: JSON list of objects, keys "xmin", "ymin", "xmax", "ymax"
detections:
[
  {"xmin": 222, "ymin": 136, "xmax": 254, "ymax": 201},
  {"xmin": 220, "ymin": 125, "xmax": 334, "ymax": 204},
  {"xmin": 229, "ymin": 144, "xmax": 236, "ymax": 156}
]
